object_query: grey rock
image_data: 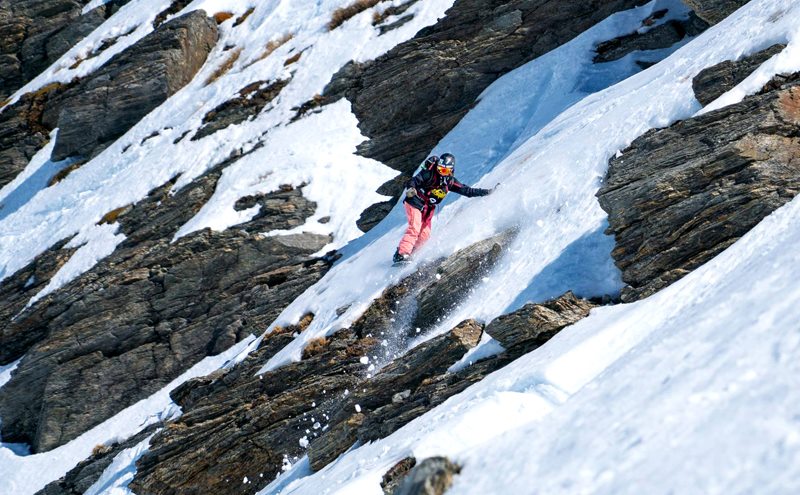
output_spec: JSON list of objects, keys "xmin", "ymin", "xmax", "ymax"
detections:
[
  {"xmin": 48, "ymin": 10, "xmax": 218, "ymax": 161},
  {"xmin": 692, "ymin": 43, "xmax": 785, "ymax": 106},
  {"xmin": 0, "ymin": 238, "xmax": 77, "ymax": 365},
  {"xmin": 194, "ymin": 79, "xmax": 289, "ymax": 140},
  {"xmin": 594, "ymin": 12, "xmax": 708, "ymax": 64},
  {"xmin": 682, "ymin": 0, "xmax": 750, "ymax": 25},
  {"xmin": 323, "ymin": 0, "xmax": 646, "ymax": 232},
  {"xmin": 395, "ymin": 457, "xmax": 461, "ymax": 495},
  {"xmin": 485, "ymin": 291, "xmax": 596, "ymax": 351},
  {"xmin": 598, "ymin": 72, "xmax": 800, "ymax": 301},
  {"xmin": 0, "ymin": 82, "xmax": 67, "ymax": 190},
  {"xmin": 0, "ymin": 160, "xmax": 330, "ymax": 452},
  {"xmin": 0, "ymin": 0, "xmax": 122, "ymax": 99},
  {"xmin": 414, "ymin": 229, "xmax": 517, "ymax": 330},
  {"xmin": 307, "ymin": 318, "xmax": 483, "ymax": 472},
  {"xmin": 382, "ymin": 457, "xmax": 417, "ymax": 495},
  {"xmin": 130, "ymin": 326, "xmax": 377, "ymax": 495}
]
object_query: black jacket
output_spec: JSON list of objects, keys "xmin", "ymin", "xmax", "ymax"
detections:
[{"xmin": 405, "ymin": 169, "xmax": 490, "ymax": 210}]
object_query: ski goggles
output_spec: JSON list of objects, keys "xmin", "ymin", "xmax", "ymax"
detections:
[{"xmin": 436, "ymin": 164, "xmax": 453, "ymax": 176}]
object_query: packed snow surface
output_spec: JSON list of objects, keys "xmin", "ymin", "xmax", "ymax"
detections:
[{"xmin": 2, "ymin": 0, "xmax": 800, "ymax": 493}]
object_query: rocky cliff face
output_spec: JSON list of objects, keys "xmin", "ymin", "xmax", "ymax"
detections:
[
  {"xmin": 598, "ymin": 50, "xmax": 797, "ymax": 301},
  {"xmin": 0, "ymin": 0, "xmax": 783, "ymax": 492},
  {"xmin": 127, "ymin": 227, "xmax": 594, "ymax": 495},
  {"xmin": 46, "ymin": 10, "xmax": 218, "ymax": 161}
]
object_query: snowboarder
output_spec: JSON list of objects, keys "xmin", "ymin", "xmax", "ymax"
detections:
[{"xmin": 393, "ymin": 153, "xmax": 493, "ymax": 264}]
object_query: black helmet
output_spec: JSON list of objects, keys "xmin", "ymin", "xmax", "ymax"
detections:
[{"xmin": 440, "ymin": 153, "xmax": 455, "ymax": 167}]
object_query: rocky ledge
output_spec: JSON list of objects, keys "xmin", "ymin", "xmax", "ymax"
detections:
[{"xmin": 598, "ymin": 54, "xmax": 799, "ymax": 301}]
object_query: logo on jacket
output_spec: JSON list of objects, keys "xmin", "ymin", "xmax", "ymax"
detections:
[{"xmin": 430, "ymin": 188, "xmax": 447, "ymax": 200}]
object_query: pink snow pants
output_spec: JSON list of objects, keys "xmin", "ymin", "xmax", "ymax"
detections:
[{"xmin": 398, "ymin": 202, "xmax": 435, "ymax": 256}]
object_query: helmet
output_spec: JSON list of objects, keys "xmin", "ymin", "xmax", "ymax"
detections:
[{"xmin": 437, "ymin": 153, "xmax": 455, "ymax": 176}]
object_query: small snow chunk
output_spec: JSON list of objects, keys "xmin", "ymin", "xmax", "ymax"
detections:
[
  {"xmin": 313, "ymin": 422, "xmax": 321, "ymax": 429},
  {"xmin": 355, "ymin": 404, "xmax": 362, "ymax": 413},
  {"xmin": 299, "ymin": 436, "xmax": 309, "ymax": 448},
  {"xmin": 359, "ymin": 356, "xmax": 369, "ymax": 364},
  {"xmin": 24, "ymin": 275, "xmax": 36, "ymax": 288},
  {"xmin": 615, "ymin": 149, "xmax": 624, "ymax": 158},
  {"xmin": 435, "ymin": 273, "xmax": 442, "ymax": 280},
  {"xmin": 243, "ymin": 476, "xmax": 249, "ymax": 484}
]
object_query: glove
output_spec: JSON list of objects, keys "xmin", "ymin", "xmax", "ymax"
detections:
[{"xmin": 405, "ymin": 188, "xmax": 418, "ymax": 199}]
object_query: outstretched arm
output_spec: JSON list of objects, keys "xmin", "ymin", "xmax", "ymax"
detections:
[{"xmin": 450, "ymin": 179, "xmax": 491, "ymax": 197}]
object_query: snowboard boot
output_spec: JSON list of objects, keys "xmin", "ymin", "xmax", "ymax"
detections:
[{"xmin": 393, "ymin": 249, "xmax": 411, "ymax": 264}]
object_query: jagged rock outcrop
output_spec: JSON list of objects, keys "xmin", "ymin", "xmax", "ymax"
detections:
[
  {"xmin": 0, "ymin": 82, "xmax": 68, "ymax": 190},
  {"xmin": 682, "ymin": 0, "xmax": 749, "ymax": 25},
  {"xmin": 0, "ymin": 143, "xmax": 332, "ymax": 452},
  {"xmin": 382, "ymin": 457, "xmax": 418, "ymax": 495},
  {"xmin": 45, "ymin": 10, "xmax": 218, "ymax": 161},
  {"xmin": 0, "ymin": 0, "xmax": 130, "ymax": 99},
  {"xmin": 307, "ymin": 319, "xmax": 483, "ymax": 471},
  {"xmin": 322, "ymin": 0, "xmax": 647, "ymax": 232},
  {"xmin": 36, "ymin": 424, "xmax": 161, "ymax": 495},
  {"xmin": 128, "ymin": 241, "xmax": 594, "ymax": 495},
  {"xmin": 692, "ymin": 43, "xmax": 785, "ymax": 105},
  {"xmin": 485, "ymin": 291, "xmax": 595, "ymax": 352},
  {"xmin": 413, "ymin": 229, "xmax": 517, "ymax": 330},
  {"xmin": 393, "ymin": 457, "xmax": 461, "ymax": 495},
  {"xmin": 598, "ymin": 72, "xmax": 800, "ymax": 301},
  {"xmin": 594, "ymin": 11, "xmax": 708, "ymax": 65},
  {"xmin": 193, "ymin": 79, "xmax": 290, "ymax": 140}
]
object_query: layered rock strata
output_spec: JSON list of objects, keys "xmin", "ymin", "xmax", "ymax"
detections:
[
  {"xmin": 692, "ymin": 43, "xmax": 786, "ymax": 106},
  {"xmin": 45, "ymin": 10, "xmax": 218, "ymax": 161},
  {"xmin": 598, "ymin": 71, "xmax": 800, "ymax": 301}
]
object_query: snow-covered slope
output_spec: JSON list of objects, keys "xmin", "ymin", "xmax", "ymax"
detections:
[{"xmin": 1, "ymin": 0, "xmax": 799, "ymax": 493}]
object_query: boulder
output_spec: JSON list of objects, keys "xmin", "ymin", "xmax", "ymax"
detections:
[
  {"xmin": 598, "ymin": 72, "xmax": 800, "ymax": 301},
  {"xmin": 47, "ymin": 10, "xmax": 218, "ymax": 161},
  {"xmin": 485, "ymin": 291, "xmax": 596, "ymax": 351},
  {"xmin": 681, "ymin": 0, "xmax": 750, "ymax": 25},
  {"xmin": 394, "ymin": 457, "xmax": 461, "ymax": 495},
  {"xmin": 414, "ymin": 229, "xmax": 517, "ymax": 330},
  {"xmin": 692, "ymin": 43, "xmax": 786, "ymax": 106}
]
